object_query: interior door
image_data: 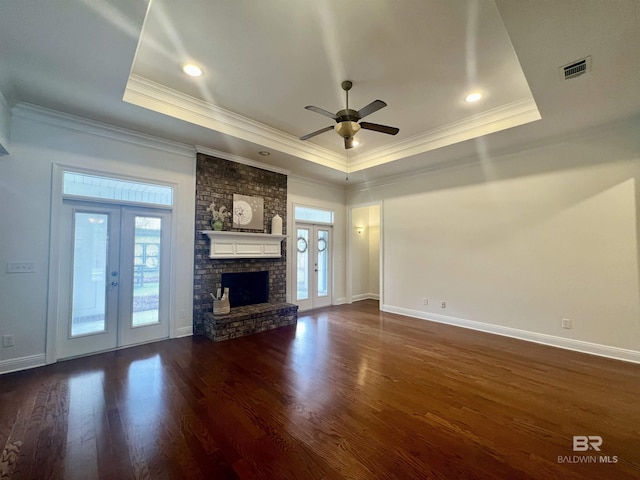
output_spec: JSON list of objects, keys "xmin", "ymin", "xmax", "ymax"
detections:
[
  {"xmin": 295, "ymin": 224, "xmax": 332, "ymax": 311},
  {"xmin": 57, "ymin": 202, "xmax": 171, "ymax": 359}
]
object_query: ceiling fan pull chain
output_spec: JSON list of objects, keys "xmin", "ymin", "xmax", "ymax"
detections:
[{"xmin": 346, "ymin": 147, "xmax": 350, "ymax": 181}]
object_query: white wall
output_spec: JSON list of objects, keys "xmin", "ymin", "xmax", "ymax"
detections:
[
  {"xmin": 351, "ymin": 206, "xmax": 371, "ymax": 298},
  {"xmin": 288, "ymin": 176, "xmax": 346, "ymax": 305},
  {"xmin": 0, "ymin": 90, "xmax": 10, "ymax": 154},
  {"xmin": 0, "ymin": 105, "xmax": 196, "ymax": 372},
  {"xmin": 350, "ymin": 204, "xmax": 380, "ymax": 300},
  {"xmin": 348, "ymin": 121, "xmax": 640, "ymax": 361},
  {"xmin": 368, "ymin": 205, "xmax": 380, "ymax": 296}
]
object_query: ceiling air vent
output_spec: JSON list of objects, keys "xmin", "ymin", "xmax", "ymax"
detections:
[{"xmin": 560, "ymin": 56, "xmax": 591, "ymax": 80}]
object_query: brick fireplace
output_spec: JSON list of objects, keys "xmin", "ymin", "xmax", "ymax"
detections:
[{"xmin": 193, "ymin": 153, "xmax": 297, "ymax": 341}]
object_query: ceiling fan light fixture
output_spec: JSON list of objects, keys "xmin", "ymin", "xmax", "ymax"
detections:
[
  {"xmin": 182, "ymin": 63, "xmax": 203, "ymax": 77},
  {"xmin": 335, "ymin": 121, "xmax": 361, "ymax": 139}
]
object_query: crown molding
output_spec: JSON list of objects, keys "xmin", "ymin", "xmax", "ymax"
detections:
[
  {"xmin": 288, "ymin": 173, "xmax": 347, "ymax": 191},
  {"xmin": 124, "ymin": 75, "xmax": 542, "ymax": 177},
  {"xmin": 346, "ymin": 112, "xmax": 640, "ymax": 193},
  {"xmin": 347, "ymin": 97, "xmax": 541, "ymax": 173},
  {"xmin": 195, "ymin": 145, "xmax": 290, "ymax": 175},
  {"xmin": 12, "ymin": 102, "xmax": 195, "ymax": 158},
  {"xmin": 124, "ymin": 74, "xmax": 347, "ymax": 171}
]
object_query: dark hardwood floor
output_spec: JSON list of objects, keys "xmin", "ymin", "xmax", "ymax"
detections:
[{"xmin": 1, "ymin": 300, "xmax": 639, "ymax": 479}]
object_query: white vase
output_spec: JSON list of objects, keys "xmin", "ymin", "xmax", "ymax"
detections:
[{"xmin": 271, "ymin": 214, "xmax": 282, "ymax": 235}]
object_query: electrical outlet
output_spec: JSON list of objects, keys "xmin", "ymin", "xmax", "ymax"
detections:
[
  {"xmin": 6, "ymin": 262, "xmax": 36, "ymax": 273},
  {"xmin": 441, "ymin": 301, "xmax": 447, "ymax": 309},
  {"xmin": 2, "ymin": 334, "xmax": 15, "ymax": 347},
  {"xmin": 562, "ymin": 318, "xmax": 572, "ymax": 329},
  {"xmin": 423, "ymin": 298, "xmax": 428, "ymax": 306}
]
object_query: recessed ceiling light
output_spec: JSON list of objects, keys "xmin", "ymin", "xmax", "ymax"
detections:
[
  {"xmin": 465, "ymin": 92, "xmax": 483, "ymax": 103},
  {"xmin": 258, "ymin": 151, "xmax": 270, "ymax": 156},
  {"xmin": 182, "ymin": 64, "xmax": 203, "ymax": 77}
]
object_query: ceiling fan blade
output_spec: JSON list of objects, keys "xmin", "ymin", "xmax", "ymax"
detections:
[
  {"xmin": 304, "ymin": 105, "xmax": 337, "ymax": 120},
  {"xmin": 360, "ymin": 122, "xmax": 400, "ymax": 135},
  {"xmin": 345, "ymin": 137, "xmax": 354, "ymax": 149},
  {"xmin": 357, "ymin": 100, "xmax": 387, "ymax": 119},
  {"xmin": 299, "ymin": 125, "xmax": 334, "ymax": 141}
]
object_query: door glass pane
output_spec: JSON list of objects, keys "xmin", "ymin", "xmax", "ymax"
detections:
[
  {"xmin": 71, "ymin": 213, "xmax": 108, "ymax": 336},
  {"xmin": 296, "ymin": 228, "xmax": 309, "ymax": 300},
  {"xmin": 317, "ymin": 230, "xmax": 329, "ymax": 297},
  {"xmin": 132, "ymin": 216, "xmax": 161, "ymax": 327}
]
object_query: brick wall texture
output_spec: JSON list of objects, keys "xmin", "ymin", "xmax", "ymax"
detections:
[{"xmin": 193, "ymin": 153, "xmax": 288, "ymax": 334}]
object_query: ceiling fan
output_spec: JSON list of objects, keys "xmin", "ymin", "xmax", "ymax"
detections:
[{"xmin": 299, "ymin": 80, "xmax": 399, "ymax": 149}]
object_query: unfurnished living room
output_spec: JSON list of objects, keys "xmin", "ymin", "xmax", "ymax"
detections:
[{"xmin": 1, "ymin": 1, "xmax": 639, "ymax": 479}]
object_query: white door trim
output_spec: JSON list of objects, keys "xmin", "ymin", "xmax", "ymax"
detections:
[
  {"xmin": 46, "ymin": 164, "xmax": 178, "ymax": 364},
  {"xmin": 294, "ymin": 223, "xmax": 334, "ymax": 311}
]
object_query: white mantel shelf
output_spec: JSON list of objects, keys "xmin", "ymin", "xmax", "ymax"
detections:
[{"xmin": 202, "ymin": 230, "xmax": 286, "ymax": 259}]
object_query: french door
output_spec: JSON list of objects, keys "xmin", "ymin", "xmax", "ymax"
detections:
[
  {"xmin": 57, "ymin": 201, "xmax": 171, "ymax": 359},
  {"xmin": 295, "ymin": 224, "xmax": 332, "ymax": 311}
]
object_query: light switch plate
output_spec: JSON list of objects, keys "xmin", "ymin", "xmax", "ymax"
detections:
[{"xmin": 6, "ymin": 262, "xmax": 36, "ymax": 273}]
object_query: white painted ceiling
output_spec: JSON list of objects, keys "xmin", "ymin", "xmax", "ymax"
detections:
[{"xmin": 1, "ymin": 1, "xmax": 639, "ymax": 184}]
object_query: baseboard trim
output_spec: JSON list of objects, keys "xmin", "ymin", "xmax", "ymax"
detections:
[
  {"xmin": 352, "ymin": 293, "xmax": 380, "ymax": 302},
  {"xmin": 0, "ymin": 354, "xmax": 47, "ymax": 375},
  {"xmin": 334, "ymin": 297, "xmax": 347, "ymax": 306},
  {"xmin": 175, "ymin": 325, "xmax": 193, "ymax": 338},
  {"xmin": 381, "ymin": 305, "xmax": 640, "ymax": 364}
]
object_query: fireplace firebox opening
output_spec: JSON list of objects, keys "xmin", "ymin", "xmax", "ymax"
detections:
[{"xmin": 221, "ymin": 271, "xmax": 269, "ymax": 307}]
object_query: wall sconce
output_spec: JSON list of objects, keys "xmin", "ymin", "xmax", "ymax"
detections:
[{"xmin": 355, "ymin": 226, "xmax": 365, "ymax": 235}]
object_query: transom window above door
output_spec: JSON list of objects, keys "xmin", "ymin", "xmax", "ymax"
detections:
[
  {"xmin": 294, "ymin": 205, "xmax": 333, "ymax": 224},
  {"xmin": 63, "ymin": 171, "xmax": 173, "ymax": 207}
]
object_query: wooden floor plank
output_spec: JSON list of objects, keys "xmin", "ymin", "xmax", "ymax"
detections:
[{"xmin": 1, "ymin": 300, "xmax": 639, "ymax": 479}]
